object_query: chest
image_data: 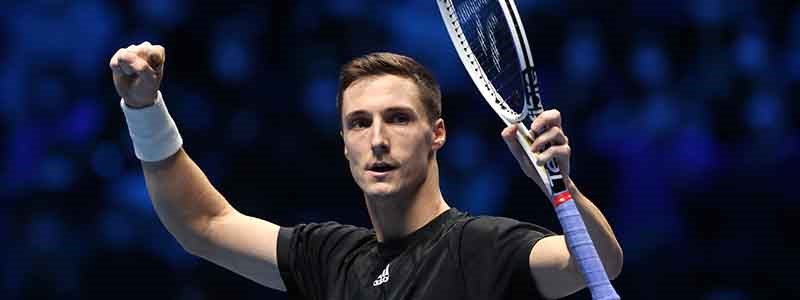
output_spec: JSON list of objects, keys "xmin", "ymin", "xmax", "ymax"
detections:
[{"xmin": 335, "ymin": 242, "xmax": 465, "ymax": 300}]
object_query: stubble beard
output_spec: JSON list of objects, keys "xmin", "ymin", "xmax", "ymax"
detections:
[{"xmin": 363, "ymin": 161, "xmax": 430, "ymax": 208}]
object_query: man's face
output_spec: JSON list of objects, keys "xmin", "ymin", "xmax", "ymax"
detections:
[{"xmin": 341, "ymin": 75, "xmax": 444, "ymax": 199}]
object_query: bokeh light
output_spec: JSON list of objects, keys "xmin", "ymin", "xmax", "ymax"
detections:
[{"xmin": 1, "ymin": 1, "xmax": 798, "ymax": 299}]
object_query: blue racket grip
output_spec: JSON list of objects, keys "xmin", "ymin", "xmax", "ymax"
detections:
[{"xmin": 553, "ymin": 194, "xmax": 620, "ymax": 300}]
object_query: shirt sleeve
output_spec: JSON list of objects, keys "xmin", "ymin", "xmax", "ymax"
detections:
[
  {"xmin": 277, "ymin": 222, "xmax": 371, "ymax": 300},
  {"xmin": 458, "ymin": 216, "xmax": 555, "ymax": 300}
]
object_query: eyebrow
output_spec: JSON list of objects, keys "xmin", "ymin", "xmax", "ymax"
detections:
[
  {"xmin": 343, "ymin": 110, "xmax": 370, "ymax": 121},
  {"xmin": 343, "ymin": 106, "xmax": 419, "ymax": 120},
  {"xmin": 383, "ymin": 106, "xmax": 417, "ymax": 116}
]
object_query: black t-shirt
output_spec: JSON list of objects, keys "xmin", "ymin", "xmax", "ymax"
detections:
[{"xmin": 277, "ymin": 208, "xmax": 555, "ymax": 300}]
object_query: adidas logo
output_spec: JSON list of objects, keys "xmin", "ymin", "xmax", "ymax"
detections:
[{"xmin": 373, "ymin": 263, "xmax": 390, "ymax": 286}]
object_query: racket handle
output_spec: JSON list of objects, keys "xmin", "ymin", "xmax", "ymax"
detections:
[{"xmin": 554, "ymin": 194, "xmax": 620, "ymax": 300}]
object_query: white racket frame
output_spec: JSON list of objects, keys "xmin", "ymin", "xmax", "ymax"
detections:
[{"xmin": 437, "ymin": 0, "xmax": 553, "ymax": 196}]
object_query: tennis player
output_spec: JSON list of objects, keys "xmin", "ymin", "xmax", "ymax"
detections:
[{"xmin": 109, "ymin": 42, "xmax": 622, "ymax": 299}]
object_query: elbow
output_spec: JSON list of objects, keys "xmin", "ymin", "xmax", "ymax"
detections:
[
  {"xmin": 168, "ymin": 220, "xmax": 215, "ymax": 258},
  {"xmin": 175, "ymin": 208, "xmax": 234, "ymax": 258},
  {"xmin": 175, "ymin": 232, "xmax": 210, "ymax": 257},
  {"xmin": 607, "ymin": 245, "xmax": 623, "ymax": 280}
]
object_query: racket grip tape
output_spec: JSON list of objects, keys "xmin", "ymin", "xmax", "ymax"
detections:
[{"xmin": 553, "ymin": 193, "xmax": 621, "ymax": 300}]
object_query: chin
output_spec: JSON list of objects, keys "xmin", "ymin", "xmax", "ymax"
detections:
[{"xmin": 364, "ymin": 183, "xmax": 403, "ymax": 199}]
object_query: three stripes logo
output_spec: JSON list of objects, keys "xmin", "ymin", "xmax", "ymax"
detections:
[{"xmin": 372, "ymin": 264, "xmax": 390, "ymax": 287}]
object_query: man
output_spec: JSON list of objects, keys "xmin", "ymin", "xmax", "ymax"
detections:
[{"xmin": 109, "ymin": 41, "xmax": 622, "ymax": 299}]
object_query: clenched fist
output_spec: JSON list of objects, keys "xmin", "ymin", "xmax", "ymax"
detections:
[{"xmin": 109, "ymin": 41, "xmax": 166, "ymax": 108}]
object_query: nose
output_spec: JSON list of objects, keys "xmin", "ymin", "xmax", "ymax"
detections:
[{"xmin": 370, "ymin": 118, "xmax": 389, "ymax": 156}]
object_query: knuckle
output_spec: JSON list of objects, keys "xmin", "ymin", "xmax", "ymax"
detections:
[
  {"xmin": 539, "ymin": 153, "xmax": 551, "ymax": 162},
  {"xmin": 544, "ymin": 127, "xmax": 558, "ymax": 139},
  {"xmin": 110, "ymin": 50, "xmax": 121, "ymax": 63},
  {"xmin": 131, "ymin": 61, "xmax": 144, "ymax": 70},
  {"xmin": 122, "ymin": 51, "xmax": 140, "ymax": 63},
  {"xmin": 152, "ymin": 45, "xmax": 165, "ymax": 55},
  {"xmin": 531, "ymin": 140, "xmax": 541, "ymax": 151}
]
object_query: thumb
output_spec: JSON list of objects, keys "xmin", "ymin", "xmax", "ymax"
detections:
[
  {"xmin": 147, "ymin": 45, "xmax": 165, "ymax": 69},
  {"xmin": 502, "ymin": 125, "xmax": 534, "ymax": 171},
  {"xmin": 502, "ymin": 124, "xmax": 549, "ymax": 194}
]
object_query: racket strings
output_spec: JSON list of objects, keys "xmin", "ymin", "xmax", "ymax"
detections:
[{"xmin": 453, "ymin": 0, "xmax": 528, "ymax": 113}]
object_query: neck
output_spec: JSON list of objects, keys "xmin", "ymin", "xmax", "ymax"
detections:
[{"xmin": 364, "ymin": 160, "xmax": 449, "ymax": 242}]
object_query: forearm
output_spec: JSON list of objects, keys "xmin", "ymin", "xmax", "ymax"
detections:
[
  {"xmin": 141, "ymin": 147, "xmax": 234, "ymax": 252},
  {"xmin": 142, "ymin": 148, "xmax": 286, "ymax": 289},
  {"xmin": 564, "ymin": 179, "xmax": 623, "ymax": 278}
]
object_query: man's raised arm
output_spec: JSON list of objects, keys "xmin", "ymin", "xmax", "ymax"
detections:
[
  {"xmin": 500, "ymin": 110, "xmax": 623, "ymax": 299},
  {"xmin": 109, "ymin": 41, "xmax": 285, "ymax": 291}
]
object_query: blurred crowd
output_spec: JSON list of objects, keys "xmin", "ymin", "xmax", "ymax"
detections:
[{"xmin": 1, "ymin": 1, "xmax": 797, "ymax": 299}]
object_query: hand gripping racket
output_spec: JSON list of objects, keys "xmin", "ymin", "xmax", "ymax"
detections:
[{"xmin": 437, "ymin": 0, "xmax": 620, "ymax": 299}]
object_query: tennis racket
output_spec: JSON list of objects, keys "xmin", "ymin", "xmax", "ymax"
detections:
[{"xmin": 436, "ymin": 1, "xmax": 620, "ymax": 299}]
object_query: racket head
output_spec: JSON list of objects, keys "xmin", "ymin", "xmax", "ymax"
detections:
[
  {"xmin": 437, "ymin": 0, "xmax": 544, "ymax": 126},
  {"xmin": 439, "ymin": 0, "xmax": 554, "ymax": 195}
]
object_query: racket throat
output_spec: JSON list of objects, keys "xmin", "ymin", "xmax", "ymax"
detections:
[{"xmin": 514, "ymin": 123, "xmax": 555, "ymax": 197}]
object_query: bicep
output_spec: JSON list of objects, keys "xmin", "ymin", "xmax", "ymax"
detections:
[
  {"xmin": 529, "ymin": 235, "xmax": 583, "ymax": 299},
  {"xmin": 195, "ymin": 209, "xmax": 286, "ymax": 291}
]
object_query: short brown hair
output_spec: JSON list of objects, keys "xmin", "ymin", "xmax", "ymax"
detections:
[{"xmin": 336, "ymin": 52, "xmax": 442, "ymax": 125}]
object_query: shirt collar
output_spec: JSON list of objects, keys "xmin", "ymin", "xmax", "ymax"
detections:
[{"xmin": 376, "ymin": 208, "xmax": 462, "ymax": 260}]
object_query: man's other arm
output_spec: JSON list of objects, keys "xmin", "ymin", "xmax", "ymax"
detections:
[
  {"xmin": 110, "ymin": 42, "xmax": 285, "ymax": 291},
  {"xmin": 499, "ymin": 111, "xmax": 622, "ymax": 299},
  {"xmin": 143, "ymin": 149, "xmax": 285, "ymax": 291}
]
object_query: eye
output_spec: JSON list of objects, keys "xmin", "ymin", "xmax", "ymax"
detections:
[
  {"xmin": 348, "ymin": 117, "xmax": 370, "ymax": 129},
  {"xmin": 388, "ymin": 113, "xmax": 410, "ymax": 124}
]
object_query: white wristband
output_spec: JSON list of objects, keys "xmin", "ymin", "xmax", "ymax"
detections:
[{"xmin": 120, "ymin": 91, "xmax": 183, "ymax": 162}]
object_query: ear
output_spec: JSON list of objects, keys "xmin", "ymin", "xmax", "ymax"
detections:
[{"xmin": 431, "ymin": 118, "xmax": 446, "ymax": 150}]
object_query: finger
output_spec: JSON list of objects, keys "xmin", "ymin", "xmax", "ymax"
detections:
[
  {"xmin": 536, "ymin": 144, "xmax": 570, "ymax": 166},
  {"xmin": 130, "ymin": 42, "xmax": 164, "ymax": 68},
  {"xmin": 125, "ymin": 44, "xmax": 146, "ymax": 62},
  {"xmin": 502, "ymin": 125, "xmax": 550, "ymax": 192},
  {"xmin": 501, "ymin": 125, "xmax": 532, "ymax": 163},
  {"xmin": 530, "ymin": 109, "xmax": 562, "ymax": 136},
  {"xmin": 117, "ymin": 50, "xmax": 137, "ymax": 76},
  {"xmin": 109, "ymin": 48, "xmax": 125, "ymax": 73},
  {"xmin": 530, "ymin": 126, "xmax": 568, "ymax": 153},
  {"xmin": 117, "ymin": 50, "xmax": 156, "ymax": 79},
  {"xmin": 147, "ymin": 45, "xmax": 165, "ymax": 69}
]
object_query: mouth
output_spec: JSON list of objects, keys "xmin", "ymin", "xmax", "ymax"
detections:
[{"xmin": 366, "ymin": 161, "xmax": 398, "ymax": 175}]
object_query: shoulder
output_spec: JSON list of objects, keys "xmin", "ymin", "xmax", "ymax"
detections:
[
  {"xmin": 282, "ymin": 221, "xmax": 375, "ymax": 249},
  {"xmin": 278, "ymin": 222, "xmax": 376, "ymax": 298},
  {"xmin": 452, "ymin": 214, "xmax": 556, "ymax": 299},
  {"xmin": 453, "ymin": 214, "xmax": 554, "ymax": 257},
  {"xmin": 459, "ymin": 215, "xmax": 554, "ymax": 238}
]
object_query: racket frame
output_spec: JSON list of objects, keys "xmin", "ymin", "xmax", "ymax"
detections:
[
  {"xmin": 437, "ymin": 1, "xmax": 621, "ymax": 299},
  {"xmin": 437, "ymin": 0, "xmax": 554, "ymax": 196}
]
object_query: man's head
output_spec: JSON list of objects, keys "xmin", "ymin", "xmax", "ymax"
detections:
[
  {"xmin": 338, "ymin": 53, "xmax": 446, "ymax": 200},
  {"xmin": 337, "ymin": 52, "xmax": 442, "ymax": 126}
]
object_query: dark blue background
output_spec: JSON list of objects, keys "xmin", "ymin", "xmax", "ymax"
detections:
[{"xmin": 1, "ymin": 0, "xmax": 797, "ymax": 299}]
